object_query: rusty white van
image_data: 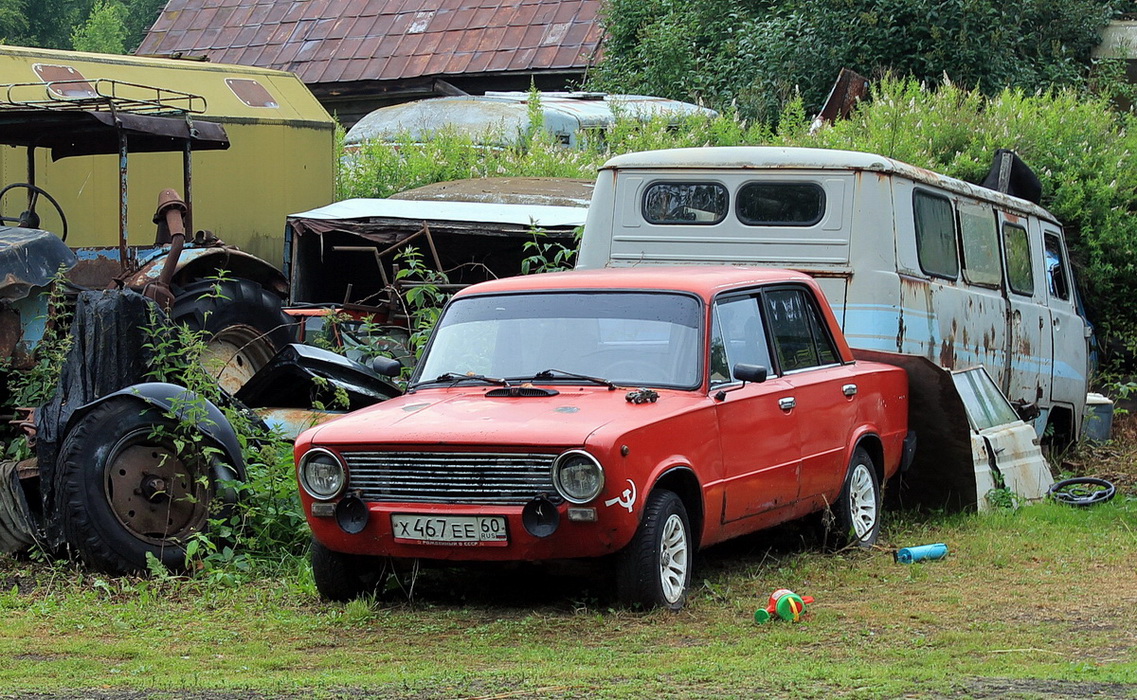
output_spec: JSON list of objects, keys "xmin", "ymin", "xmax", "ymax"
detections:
[{"xmin": 576, "ymin": 146, "xmax": 1091, "ymax": 446}]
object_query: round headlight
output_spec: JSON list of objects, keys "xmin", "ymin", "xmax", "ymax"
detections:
[
  {"xmin": 553, "ymin": 450, "xmax": 605, "ymax": 504},
  {"xmin": 299, "ymin": 448, "xmax": 347, "ymax": 500}
]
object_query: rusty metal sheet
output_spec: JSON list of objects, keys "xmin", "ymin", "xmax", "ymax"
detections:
[
  {"xmin": 391, "ymin": 177, "xmax": 594, "ymax": 208},
  {"xmin": 137, "ymin": 0, "xmax": 605, "ymax": 86},
  {"xmin": 253, "ymin": 407, "xmax": 343, "ymax": 440}
]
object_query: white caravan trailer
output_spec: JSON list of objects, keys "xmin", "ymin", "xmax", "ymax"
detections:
[{"xmin": 576, "ymin": 146, "xmax": 1091, "ymax": 449}]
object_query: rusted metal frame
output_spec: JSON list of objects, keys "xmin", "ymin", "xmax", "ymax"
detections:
[
  {"xmin": 329, "ymin": 222, "xmax": 446, "ymax": 303},
  {"xmin": 118, "ymin": 119, "xmax": 129, "ymax": 274},
  {"xmin": 183, "ymin": 115, "xmax": 193, "ymax": 238}
]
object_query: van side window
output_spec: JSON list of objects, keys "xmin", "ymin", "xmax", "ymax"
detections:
[
  {"xmin": 763, "ymin": 288, "xmax": 839, "ymax": 372},
  {"xmin": 1003, "ymin": 223, "xmax": 1034, "ymax": 296},
  {"xmin": 736, "ymin": 182, "xmax": 825, "ymax": 226},
  {"xmin": 710, "ymin": 295, "xmax": 772, "ymax": 386},
  {"xmin": 959, "ymin": 203, "xmax": 1001, "ymax": 287},
  {"xmin": 1044, "ymin": 233, "xmax": 1071, "ymax": 301},
  {"xmin": 913, "ymin": 191, "xmax": 958, "ymax": 278},
  {"xmin": 643, "ymin": 182, "xmax": 728, "ymax": 224}
]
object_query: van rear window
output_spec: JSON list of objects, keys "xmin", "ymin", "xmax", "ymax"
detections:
[
  {"xmin": 913, "ymin": 191, "xmax": 959, "ymax": 279},
  {"xmin": 736, "ymin": 182, "xmax": 824, "ymax": 226},
  {"xmin": 642, "ymin": 182, "xmax": 728, "ymax": 224}
]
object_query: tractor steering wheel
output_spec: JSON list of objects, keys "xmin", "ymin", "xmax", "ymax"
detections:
[{"xmin": 0, "ymin": 183, "xmax": 69, "ymax": 242}]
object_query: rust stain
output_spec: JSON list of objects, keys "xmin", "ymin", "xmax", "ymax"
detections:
[{"xmin": 939, "ymin": 338, "xmax": 955, "ymax": 367}]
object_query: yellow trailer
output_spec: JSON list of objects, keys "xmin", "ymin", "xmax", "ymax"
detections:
[{"xmin": 0, "ymin": 45, "xmax": 335, "ymax": 267}]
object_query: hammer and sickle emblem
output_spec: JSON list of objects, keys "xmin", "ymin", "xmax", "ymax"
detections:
[{"xmin": 604, "ymin": 479, "xmax": 637, "ymax": 513}]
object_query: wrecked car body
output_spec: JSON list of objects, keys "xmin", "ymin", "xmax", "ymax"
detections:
[{"xmin": 285, "ymin": 196, "xmax": 587, "ymax": 308}]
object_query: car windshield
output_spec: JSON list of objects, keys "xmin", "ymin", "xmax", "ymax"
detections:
[{"xmin": 414, "ymin": 291, "xmax": 703, "ymax": 388}]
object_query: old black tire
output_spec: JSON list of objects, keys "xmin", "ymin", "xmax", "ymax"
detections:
[
  {"xmin": 56, "ymin": 398, "xmax": 235, "ymax": 574},
  {"xmin": 616, "ymin": 489, "xmax": 692, "ymax": 610},
  {"xmin": 831, "ymin": 447, "xmax": 882, "ymax": 548},
  {"xmin": 170, "ymin": 278, "xmax": 294, "ymax": 394},
  {"xmin": 310, "ymin": 539, "xmax": 389, "ymax": 602}
]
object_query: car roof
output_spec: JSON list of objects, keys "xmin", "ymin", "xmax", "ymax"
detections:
[{"xmin": 454, "ymin": 265, "xmax": 815, "ymax": 300}]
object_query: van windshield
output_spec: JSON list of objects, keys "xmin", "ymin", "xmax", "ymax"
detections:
[{"xmin": 414, "ymin": 292, "xmax": 703, "ymax": 389}]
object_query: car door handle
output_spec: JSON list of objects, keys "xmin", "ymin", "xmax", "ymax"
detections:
[
  {"xmin": 778, "ymin": 397, "xmax": 796, "ymax": 411},
  {"xmin": 843, "ymin": 384, "xmax": 858, "ymax": 397}
]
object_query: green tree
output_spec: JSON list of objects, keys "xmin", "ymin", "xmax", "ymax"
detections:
[
  {"xmin": 71, "ymin": 0, "xmax": 126, "ymax": 54},
  {"xmin": 591, "ymin": 0, "xmax": 1123, "ymax": 121}
]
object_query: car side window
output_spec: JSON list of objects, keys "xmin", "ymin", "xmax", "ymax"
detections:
[
  {"xmin": 764, "ymin": 288, "xmax": 839, "ymax": 372},
  {"xmin": 709, "ymin": 296, "xmax": 771, "ymax": 386}
]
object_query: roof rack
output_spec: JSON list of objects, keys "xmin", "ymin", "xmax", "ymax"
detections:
[{"xmin": 0, "ymin": 78, "xmax": 206, "ymax": 115}]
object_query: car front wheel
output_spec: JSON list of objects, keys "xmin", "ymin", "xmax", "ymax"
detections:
[
  {"xmin": 310, "ymin": 538, "xmax": 390, "ymax": 602},
  {"xmin": 616, "ymin": 489, "xmax": 692, "ymax": 610}
]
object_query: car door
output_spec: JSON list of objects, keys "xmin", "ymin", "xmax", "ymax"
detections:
[
  {"xmin": 711, "ymin": 293, "xmax": 801, "ymax": 523},
  {"xmin": 762, "ymin": 286, "xmax": 858, "ymax": 501}
]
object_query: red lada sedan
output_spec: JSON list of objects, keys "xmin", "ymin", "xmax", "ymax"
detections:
[{"xmin": 295, "ymin": 266, "xmax": 911, "ymax": 609}]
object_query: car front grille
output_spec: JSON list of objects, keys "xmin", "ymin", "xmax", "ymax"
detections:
[{"xmin": 343, "ymin": 451, "xmax": 557, "ymax": 505}]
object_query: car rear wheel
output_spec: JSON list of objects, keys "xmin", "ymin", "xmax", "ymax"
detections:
[
  {"xmin": 832, "ymin": 446, "xmax": 881, "ymax": 548},
  {"xmin": 310, "ymin": 538, "xmax": 390, "ymax": 602},
  {"xmin": 616, "ymin": 489, "xmax": 692, "ymax": 610}
]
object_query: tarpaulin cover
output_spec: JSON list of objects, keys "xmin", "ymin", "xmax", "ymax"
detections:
[
  {"xmin": 0, "ymin": 226, "xmax": 77, "ymax": 301},
  {"xmin": 0, "ymin": 460, "xmax": 35, "ymax": 553},
  {"xmin": 33, "ymin": 289, "xmax": 166, "ymax": 547}
]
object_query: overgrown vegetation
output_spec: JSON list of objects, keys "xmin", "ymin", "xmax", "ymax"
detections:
[
  {"xmin": 589, "ymin": 0, "xmax": 1133, "ymax": 122},
  {"xmin": 341, "ymin": 79, "xmax": 1137, "ymax": 375}
]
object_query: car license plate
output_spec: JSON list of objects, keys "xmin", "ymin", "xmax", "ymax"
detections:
[{"xmin": 391, "ymin": 514, "xmax": 508, "ymax": 546}]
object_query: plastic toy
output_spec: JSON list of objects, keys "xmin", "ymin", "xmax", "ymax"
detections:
[
  {"xmin": 754, "ymin": 588, "xmax": 814, "ymax": 623},
  {"xmin": 894, "ymin": 543, "xmax": 949, "ymax": 564}
]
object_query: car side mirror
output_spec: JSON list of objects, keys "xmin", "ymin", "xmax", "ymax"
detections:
[
  {"xmin": 371, "ymin": 356, "xmax": 402, "ymax": 377},
  {"xmin": 732, "ymin": 363, "xmax": 768, "ymax": 384}
]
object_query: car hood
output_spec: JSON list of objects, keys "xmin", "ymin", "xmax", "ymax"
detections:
[{"xmin": 302, "ymin": 385, "xmax": 707, "ymax": 448}]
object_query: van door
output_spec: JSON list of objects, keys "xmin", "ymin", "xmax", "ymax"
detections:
[
  {"xmin": 1042, "ymin": 229, "xmax": 1089, "ymax": 433},
  {"xmin": 1000, "ymin": 214, "xmax": 1050, "ymax": 414}
]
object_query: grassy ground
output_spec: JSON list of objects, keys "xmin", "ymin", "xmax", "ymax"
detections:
[{"xmin": 1, "ymin": 425, "xmax": 1135, "ymax": 699}]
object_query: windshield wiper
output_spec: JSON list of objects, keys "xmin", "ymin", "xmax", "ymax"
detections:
[
  {"xmin": 529, "ymin": 368, "xmax": 620, "ymax": 390},
  {"xmin": 413, "ymin": 372, "xmax": 512, "ymax": 388}
]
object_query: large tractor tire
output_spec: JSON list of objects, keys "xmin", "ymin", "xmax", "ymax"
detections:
[
  {"xmin": 56, "ymin": 398, "xmax": 239, "ymax": 574},
  {"xmin": 170, "ymin": 277, "xmax": 295, "ymax": 393}
]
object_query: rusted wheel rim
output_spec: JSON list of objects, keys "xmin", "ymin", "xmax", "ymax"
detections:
[
  {"xmin": 104, "ymin": 427, "xmax": 211, "ymax": 545},
  {"xmin": 200, "ymin": 323, "xmax": 276, "ymax": 394}
]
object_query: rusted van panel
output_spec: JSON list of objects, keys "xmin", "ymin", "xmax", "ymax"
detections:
[{"xmin": 577, "ymin": 146, "xmax": 1090, "ymax": 443}]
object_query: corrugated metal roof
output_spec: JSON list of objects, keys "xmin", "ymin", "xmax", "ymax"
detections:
[{"xmin": 138, "ymin": 0, "xmax": 604, "ymax": 87}]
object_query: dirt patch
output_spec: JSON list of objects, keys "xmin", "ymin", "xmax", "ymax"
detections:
[
  {"xmin": 944, "ymin": 677, "xmax": 1137, "ymax": 698},
  {"xmin": 1060, "ymin": 412, "xmax": 1137, "ymax": 496}
]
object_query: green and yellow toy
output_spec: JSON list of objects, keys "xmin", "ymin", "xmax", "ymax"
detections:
[{"xmin": 754, "ymin": 588, "xmax": 814, "ymax": 623}]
